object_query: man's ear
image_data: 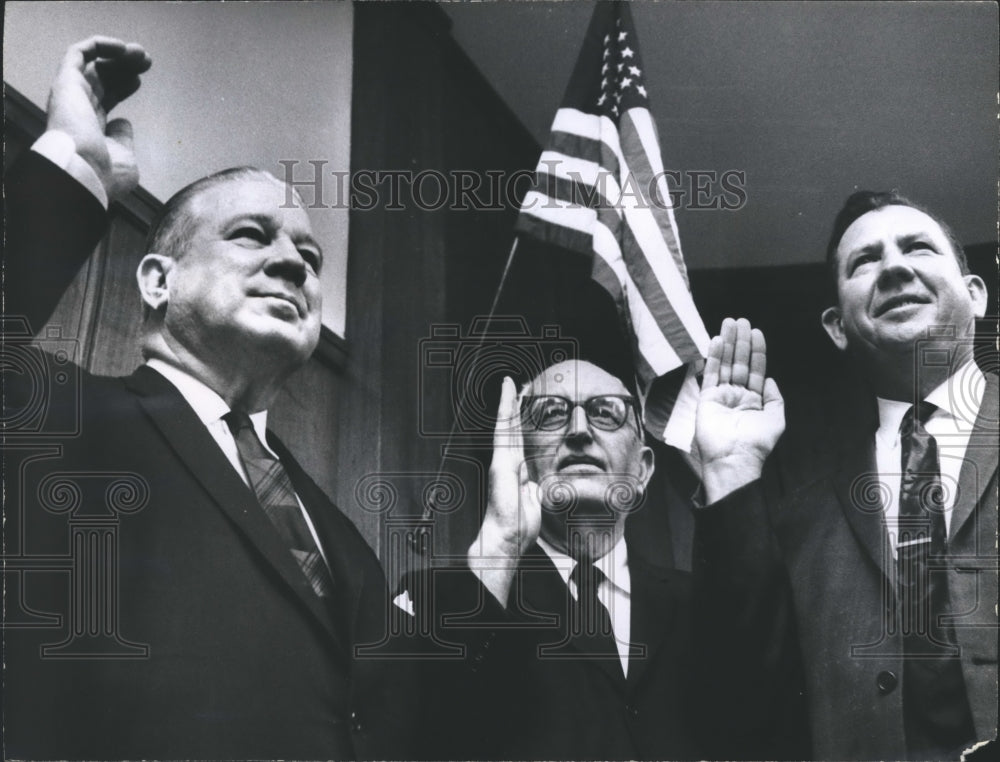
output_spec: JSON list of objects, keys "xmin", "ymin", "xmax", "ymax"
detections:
[
  {"xmin": 637, "ymin": 446, "xmax": 655, "ymax": 492},
  {"xmin": 821, "ymin": 306, "xmax": 849, "ymax": 351},
  {"xmin": 965, "ymin": 274, "xmax": 988, "ymax": 319},
  {"xmin": 137, "ymin": 254, "xmax": 173, "ymax": 312}
]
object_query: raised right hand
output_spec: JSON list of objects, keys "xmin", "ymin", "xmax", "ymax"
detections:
[
  {"xmin": 467, "ymin": 376, "xmax": 542, "ymax": 606},
  {"xmin": 695, "ymin": 318, "xmax": 785, "ymax": 503},
  {"xmin": 46, "ymin": 36, "xmax": 152, "ymax": 199}
]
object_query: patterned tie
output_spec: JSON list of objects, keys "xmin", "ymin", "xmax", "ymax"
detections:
[
  {"xmin": 569, "ymin": 561, "xmax": 620, "ymax": 662},
  {"xmin": 224, "ymin": 411, "xmax": 334, "ymax": 599},
  {"xmin": 897, "ymin": 401, "xmax": 947, "ymax": 644},
  {"xmin": 897, "ymin": 403, "xmax": 976, "ymax": 755}
]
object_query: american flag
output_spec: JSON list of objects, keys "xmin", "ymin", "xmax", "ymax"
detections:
[{"xmin": 515, "ymin": 1, "xmax": 709, "ymax": 450}]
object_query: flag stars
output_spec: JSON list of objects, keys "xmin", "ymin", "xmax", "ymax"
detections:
[{"xmin": 595, "ymin": 14, "xmax": 644, "ymax": 114}]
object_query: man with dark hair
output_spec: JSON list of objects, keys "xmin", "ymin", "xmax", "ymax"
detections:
[
  {"xmin": 823, "ymin": 190, "xmax": 971, "ymax": 303},
  {"xmin": 3, "ymin": 37, "xmax": 432, "ymax": 760},
  {"xmin": 692, "ymin": 191, "xmax": 996, "ymax": 759},
  {"xmin": 454, "ymin": 359, "xmax": 699, "ymax": 760}
]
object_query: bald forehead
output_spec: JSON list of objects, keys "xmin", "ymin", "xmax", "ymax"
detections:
[
  {"xmin": 188, "ymin": 173, "xmax": 298, "ymax": 212},
  {"xmin": 185, "ymin": 175, "xmax": 315, "ymax": 239},
  {"xmin": 528, "ymin": 361, "xmax": 629, "ymax": 399}
]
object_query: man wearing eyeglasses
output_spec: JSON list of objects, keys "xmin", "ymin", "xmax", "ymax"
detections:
[{"xmin": 458, "ymin": 359, "xmax": 700, "ymax": 760}]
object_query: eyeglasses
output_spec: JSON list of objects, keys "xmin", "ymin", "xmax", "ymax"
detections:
[{"xmin": 520, "ymin": 395, "xmax": 640, "ymax": 432}]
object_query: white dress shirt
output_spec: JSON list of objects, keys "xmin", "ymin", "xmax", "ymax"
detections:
[
  {"xmin": 32, "ymin": 131, "xmax": 109, "ymax": 208},
  {"xmin": 875, "ymin": 359, "xmax": 985, "ymax": 552},
  {"xmin": 537, "ymin": 534, "xmax": 633, "ymax": 676}
]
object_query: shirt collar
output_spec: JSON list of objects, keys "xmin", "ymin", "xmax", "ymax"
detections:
[
  {"xmin": 925, "ymin": 358, "xmax": 984, "ymax": 426},
  {"xmin": 875, "ymin": 359, "xmax": 984, "ymax": 446},
  {"xmin": 536, "ymin": 533, "xmax": 631, "ymax": 594},
  {"xmin": 145, "ymin": 359, "xmax": 269, "ymax": 440}
]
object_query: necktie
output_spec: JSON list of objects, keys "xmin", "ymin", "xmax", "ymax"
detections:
[
  {"xmin": 897, "ymin": 401, "xmax": 946, "ymax": 643},
  {"xmin": 897, "ymin": 404, "xmax": 976, "ymax": 755},
  {"xmin": 224, "ymin": 411, "xmax": 335, "ymax": 599},
  {"xmin": 569, "ymin": 561, "xmax": 620, "ymax": 661}
]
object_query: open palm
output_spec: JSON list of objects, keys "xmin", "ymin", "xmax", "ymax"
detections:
[{"xmin": 695, "ymin": 318, "xmax": 785, "ymax": 502}]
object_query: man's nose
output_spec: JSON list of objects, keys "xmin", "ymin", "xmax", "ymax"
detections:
[
  {"xmin": 876, "ymin": 246, "xmax": 916, "ymax": 289},
  {"xmin": 265, "ymin": 236, "xmax": 307, "ymax": 288},
  {"xmin": 565, "ymin": 404, "xmax": 592, "ymax": 440}
]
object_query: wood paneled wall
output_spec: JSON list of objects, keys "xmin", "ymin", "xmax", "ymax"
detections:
[{"xmin": 344, "ymin": 4, "xmax": 540, "ymax": 569}]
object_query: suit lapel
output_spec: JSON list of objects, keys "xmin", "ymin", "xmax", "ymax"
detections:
[
  {"xmin": 518, "ymin": 544, "xmax": 626, "ymax": 686},
  {"xmin": 832, "ymin": 374, "xmax": 998, "ymax": 579},
  {"xmin": 832, "ymin": 437, "xmax": 895, "ymax": 581},
  {"xmin": 269, "ymin": 434, "xmax": 366, "ymax": 641},
  {"xmin": 625, "ymin": 553, "xmax": 676, "ymax": 692},
  {"xmin": 949, "ymin": 372, "xmax": 999, "ymax": 541},
  {"xmin": 125, "ymin": 366, "xmax": 344, "ymax": 649}
]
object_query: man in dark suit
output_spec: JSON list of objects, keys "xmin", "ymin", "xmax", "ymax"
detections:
[
  {"xmin": 3, "ymin": 36, "xmax": 430, "ymax": 760},
  {"xmin": 692, "ymin": 194, "xmax": 997, "ymax": 759},
  {"xmin": 454, "ymin": 360, "xmax": 699, "ymax": 759}
]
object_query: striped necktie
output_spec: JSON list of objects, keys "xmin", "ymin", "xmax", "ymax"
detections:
[{"xmin": 224, "ymin": 411, "xmax": 334, "ymax": 599}]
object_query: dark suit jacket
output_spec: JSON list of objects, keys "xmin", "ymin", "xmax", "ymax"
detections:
[
  {"xmin": 2, "ymin": 151, "xmax": 431, "ymax": 759},
  {"xmin": 438, "ymin": 536, "xmax": 701, "ymax": 760},
  {"xmin": 694, "ymin": 376, "xmax": 999, "ymax": 760}
]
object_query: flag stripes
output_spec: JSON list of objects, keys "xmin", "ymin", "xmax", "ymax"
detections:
[
  {"xmin": 521, "ymin": 111, "xmax": 708, "ymax": 371},
  {"xmin": 513, "ymin": 1, "xmax": 709, "ymax": 448}
]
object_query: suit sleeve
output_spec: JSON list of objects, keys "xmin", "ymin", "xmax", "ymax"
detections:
[
  {"xmin": 692, "ymin": 480, "xmax": 811, "ymax": 759},
  {"xmin": 4, "ymin": 149, "xmax": 109, "ymax": 333},
  {"xmin": 404, "ymin": 562, "xmax": 524, "ymax": 759}
]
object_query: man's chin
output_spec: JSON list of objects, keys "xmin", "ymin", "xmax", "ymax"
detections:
[
  {"xmin": 243, "ymin": 319, "xmax": 320, "ymax": 361},
  {"xmin": 538, "ymin": 472, "xmax": 643, "ymax": 518}
]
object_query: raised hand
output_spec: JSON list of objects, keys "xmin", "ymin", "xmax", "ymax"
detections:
[
  {"xmin": 46, "ymin": 36, "xmax": 152, "ymax": 199},
  {"xmin": 696, "ymin": 318, "xmax": 785, "ymax": 503},
  {"xmin": 467, "ymin": 376, "xmax": 542, "ymax": 606}
]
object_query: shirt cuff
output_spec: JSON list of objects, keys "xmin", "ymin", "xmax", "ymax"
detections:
[{"xmin": 31, "ymin": 131, "xmax": 109, "ymax": 209}]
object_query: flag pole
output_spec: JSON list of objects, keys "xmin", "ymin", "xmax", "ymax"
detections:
[
  {"xmin": 419, "ymin": 235, "xmax": 520, "ymax": 524},
  {"xmin": 484, "ymin": 237, "xmax": 520, "ymax": 324}
]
